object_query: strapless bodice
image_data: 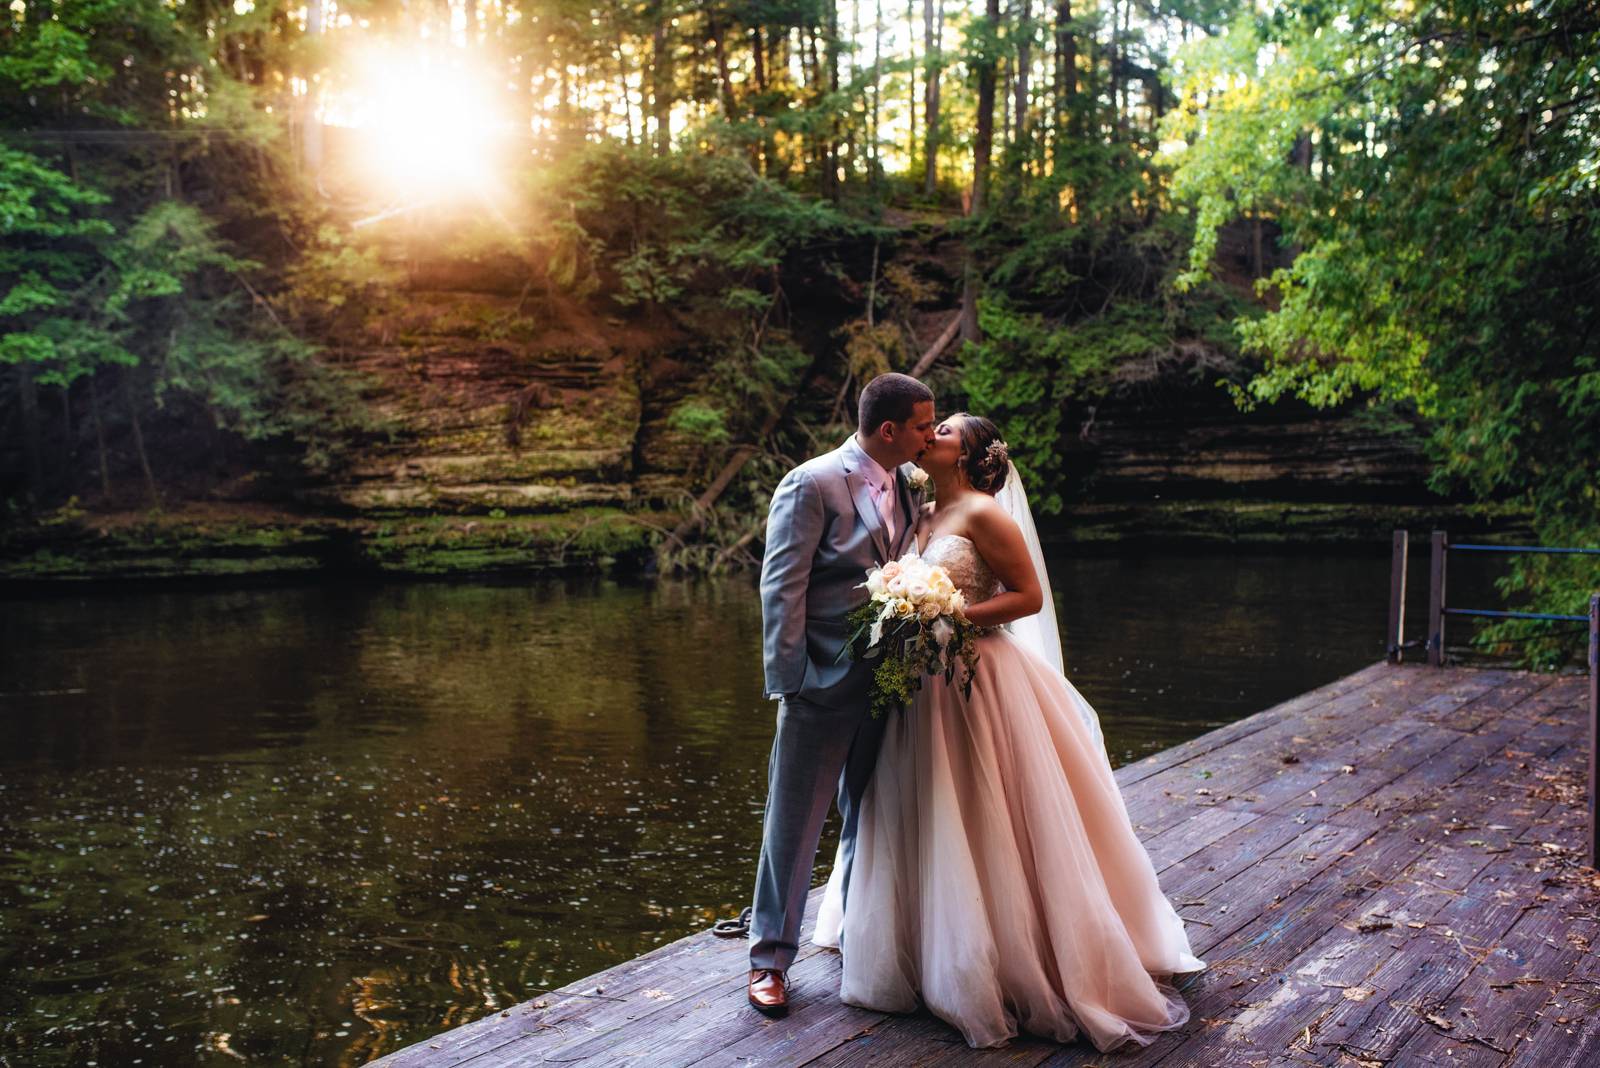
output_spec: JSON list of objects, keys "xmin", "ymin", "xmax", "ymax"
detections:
[{"xmin": 921, "ymin": 534, "xmax": 1002, "ymax": 604}]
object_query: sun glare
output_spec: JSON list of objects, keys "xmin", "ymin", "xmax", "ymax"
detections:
[{"xmin": 328, "ymin": 49, "xmax": 515, "ymax": 200}]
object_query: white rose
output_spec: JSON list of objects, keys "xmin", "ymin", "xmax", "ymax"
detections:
[
  {"xmin": 948, "ymin": 590, "xmax": 968, "ymax": 619},
  {"xmin": 886, "ymin": 575, "xmax": 908, "ymax": 597},
  {"xmin": 865, "ymin": 572, "xmax": 886, "ymax": 597},
  {"xmin": 906, "ymin": 465, "xmax": 930, "ymax": 490},
  {"xmin": 906, "ymin": 579, "xmax": 930, "ymax": 602}
]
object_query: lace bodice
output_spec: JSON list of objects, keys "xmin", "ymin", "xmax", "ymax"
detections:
[{"xmin": 921, "ymin": 534, "xmax": 1003, "ymax": 604}]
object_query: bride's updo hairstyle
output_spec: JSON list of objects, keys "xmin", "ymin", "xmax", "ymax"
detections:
[{"xmin": 950, "ymin": 413, "xmax": 1010, "ymax": 495}]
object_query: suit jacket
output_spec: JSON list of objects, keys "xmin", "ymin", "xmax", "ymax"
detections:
[{"xmin": 759, "ymin": 435, "xmax": 921, "ymax": 707}]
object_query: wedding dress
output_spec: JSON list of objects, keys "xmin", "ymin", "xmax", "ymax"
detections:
[{"xmin": 812, "ymin": 523, "xmax": 1204, "ymax": 1051}]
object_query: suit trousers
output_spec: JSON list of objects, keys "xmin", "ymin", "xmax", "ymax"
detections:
[{"xmin": 749, "ymin": 694, "xmax": 887, "ymax": 971}]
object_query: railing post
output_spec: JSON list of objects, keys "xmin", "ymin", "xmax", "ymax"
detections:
[
  {"xmin": 1427, "ymin": 531, "xmax": 1448, "ymax": 667},
  {"xmin": 1388, "ymin": 530, "xmax": 1409, "ymax": 662},
  {"xmin": 1589, "ymin": 592, "xmax": 1599, "ymax": 869}
]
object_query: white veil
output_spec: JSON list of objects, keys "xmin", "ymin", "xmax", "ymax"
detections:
[{"xmin": 994, "ymin": 461, "xmax": 1104, "ymax": 750}]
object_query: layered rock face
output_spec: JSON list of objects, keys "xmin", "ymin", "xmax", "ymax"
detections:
[
  {"xmin": 303, "ymin": 282, "xmax": 686, "ymax": 518},
  {"xmin": 302, "ymin": 266, "xmax": 1447, "ymax": 538},
  {"xmin": 2, "ymin": 235, "xmax": 1510, "ymax": 584},
  {"xmin": 1063, "ymin": 386, "xmax": 1433, "ymax": 505}
]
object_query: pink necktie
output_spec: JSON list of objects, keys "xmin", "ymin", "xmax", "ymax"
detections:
[{"xmin": 873, "ymin": 476, "xmax": 897, "ymax": 546}]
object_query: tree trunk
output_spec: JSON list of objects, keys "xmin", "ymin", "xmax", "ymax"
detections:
[
  {"xmin": 972, "ymin": 0, "xmax": 999, "ymax": 217},
  {"xmin": 910, "ymin": 312, "xmax": 962, "ymax": 377},
  {"xmin": 617, "ymin": 25, "xmax": 636, "ymax": 147},
  {"xmin": 302, "ymin": 0, "xmax": 324, "ymax": 174},
  {"xmin": 1108, "ymin": 0, "xmax": 1122, "ymax": 143},
  {"xmin": 907, "ymin": 0, "xmax": 918, "ymax": 175},
  {"xmin": 651, "ymin": 16, "xmax": 671, "ymax": 156},
  {"xmin": 750, "ymin": 26, "xmax": 772, "ymax": 174},
  {"xmin": 1251, "ymin": 212, "xmax": 1265, "ymax": 277},
  {"xmin": 751, "ymin": 27, "xmax": 768, "ymax": 95},
  {"xmin": 557, "ymin": 50, "xmax": 571, "ymax": 139},
  {"xmin": 922, "ymin": 0, "xmax": 942, "ymax": 195},
  {"xmin": 16, "ymin": 361, "xmax": 44, "ymax": 499},
  {"xmin": 1001, "ymin": 52, "xmax": 1012, "ymax": 148},
  {"xmin": 826, "ymin": 4, "xmax": 841, "ymax": 199},
  {"xmin": 89, "ymin": 373, "xmax": 111, "ymax": 499},
  {"xmin": 709, "ymin": 18, "xmax": 738, "ymax": 119},
  {"xmin": 871, "ymin": 0, "xmax": 884, "ymax": 184},
  {"xmin": 1292, "ymin": 132, "xmax": 1312, "ymax": 171},
  {"xmin": 1014, "ymin": 0, "xmax": 1033, "ymax": 170},
  {"xmin": 1052, "ymin": 0, "xmax": 1077, "ymax": 161},
  {"xmin": 962, "ymin": 0, "xmax": 1001, "ymax": 346},
  {"xmin": 122, "ymin": 372, "xmax": 159, "ymax": 508}
]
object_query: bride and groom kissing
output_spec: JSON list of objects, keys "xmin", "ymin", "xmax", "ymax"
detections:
[{"xmin": 746, "ymin": 372, "xmax": 1205, "ymax": 1051}]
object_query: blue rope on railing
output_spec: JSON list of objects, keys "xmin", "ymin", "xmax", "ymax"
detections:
[
  {"xmin": 1450, "ymin": 543, "xmax": 1600, "ymax": 556},
  {"xmin": 1443, "ymin": 608, "xmax": 1590, "ymax": 623}
]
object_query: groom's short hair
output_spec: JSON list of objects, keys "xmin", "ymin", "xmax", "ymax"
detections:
[{"xmin": 858, "ymin": 373, "xmax": 933, "ymax": 435}]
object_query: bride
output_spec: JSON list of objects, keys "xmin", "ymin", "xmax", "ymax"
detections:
[{"xmin": 812, "ymin": 412, "xmax": 1205, "ymax": 1051}]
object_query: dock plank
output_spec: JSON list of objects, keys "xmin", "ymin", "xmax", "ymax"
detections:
[{"xmin": 370, "ymin": 663, "xmax": 1600, "ymax": 1068}]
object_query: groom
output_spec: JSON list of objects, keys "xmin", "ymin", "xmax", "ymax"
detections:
[{"xmin": 747, "ymin": 372, "xmax": 935, "ymax": 1015}]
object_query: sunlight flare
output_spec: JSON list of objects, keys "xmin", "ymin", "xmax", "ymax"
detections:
[{"xmin": 327, "ymin": 47, "xmax": 516, "ymax": 200}]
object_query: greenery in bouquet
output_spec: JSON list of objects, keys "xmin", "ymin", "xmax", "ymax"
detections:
[{"xmin": 841, "ymin": 556, "xmax": 982, "ymax": 718}]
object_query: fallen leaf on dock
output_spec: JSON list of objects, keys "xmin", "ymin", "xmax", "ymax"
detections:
[
  {"xmin": 1343, "ymin": 986, "xmax": 1374, "ymax": 1001},
  {"xmin": 1424, "ymin": 1012, "xmax": 1454, "ymax": 1031}
]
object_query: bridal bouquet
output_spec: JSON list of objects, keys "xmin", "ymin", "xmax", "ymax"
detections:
[{"xmin": 841, "ymin": 554, "xmax": 981, "ymax": 717}]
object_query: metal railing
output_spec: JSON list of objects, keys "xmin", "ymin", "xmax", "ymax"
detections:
[{"xmin": 1386, "ymin": 530, "xmax": 1600, "ymax": 867}]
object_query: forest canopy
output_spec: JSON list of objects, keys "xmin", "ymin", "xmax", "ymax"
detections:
[{"xmin": 1, "ymin": 0, "xmax": 1596, "ymax": 654}]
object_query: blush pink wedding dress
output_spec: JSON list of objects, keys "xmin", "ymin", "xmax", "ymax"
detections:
[{"xmin": 813, "ymin": 533, "xmax": 1205, "ymax": 1051}]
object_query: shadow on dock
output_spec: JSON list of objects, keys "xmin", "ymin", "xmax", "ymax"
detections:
[{"xmin": 374, "ymin": 662, "xmax": 1600, "ymax": 1067}]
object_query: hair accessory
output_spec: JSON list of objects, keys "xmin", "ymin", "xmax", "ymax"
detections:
[{"xmin": 983, "ymin": 439, "xmax": 1010, "ymax": 471}]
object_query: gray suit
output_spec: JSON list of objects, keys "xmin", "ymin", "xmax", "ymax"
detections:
[{"xmin": 750, "ymin": 435, "xmax": 919, "ymax": 971}]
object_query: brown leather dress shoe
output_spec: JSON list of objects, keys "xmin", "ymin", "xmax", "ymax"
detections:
[{"xmin": 747, "ymin": 968, "xmax": 789, "ymax": 1016}]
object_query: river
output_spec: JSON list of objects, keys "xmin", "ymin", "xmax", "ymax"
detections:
[{"xmin": 0, "ymin": 547, "xmax": 1490, "ymax": 1065}]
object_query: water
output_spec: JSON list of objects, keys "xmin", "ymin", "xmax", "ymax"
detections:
[{"xmin": 0, "ymin": 549, "xmax": 1486, "ymax": 1065}]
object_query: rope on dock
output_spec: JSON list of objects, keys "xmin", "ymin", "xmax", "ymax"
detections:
[{"xmin": 711, "ymin": 906, "xmax": 751, "ymax": 938}]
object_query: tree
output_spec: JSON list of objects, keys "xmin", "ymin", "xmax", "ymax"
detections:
[
  {"xmin": 923, "ymin": 0, "xmax": 944, "ymax": 194},
  {"xmin": 0, "ymin": 146, "xmax": 115, "ymax": 500},
  {"xmin": 1168, "ymin": 0, "xmax": 1600, "ymax": 661}
]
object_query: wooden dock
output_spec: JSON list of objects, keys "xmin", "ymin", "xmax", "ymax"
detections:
[{"xmin": 374, "ymin": 663, "xmax": 1600, "ymax": 1067}]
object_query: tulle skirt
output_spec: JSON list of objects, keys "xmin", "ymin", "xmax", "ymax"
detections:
[{"xmin": 813, "ymin": 629, "xmax": 1205, "ymax": 1050}]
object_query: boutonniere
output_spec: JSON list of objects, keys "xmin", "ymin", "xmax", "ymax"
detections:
[{"xmin": 905, "ymin": 466, "xmax": 930, "ymax": 493}]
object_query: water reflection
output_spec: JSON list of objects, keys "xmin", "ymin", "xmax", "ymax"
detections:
[{"xmin": 0, "ymin": 551, "xmax": 1486, "ymax": 1064}]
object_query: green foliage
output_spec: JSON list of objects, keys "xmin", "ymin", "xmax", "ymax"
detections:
[
  {"xmin": 547, "ymin": 142, "xmax": 874, "ymax": 459},
  {"xmin": 843, "ymin": 597, "xmax": 981, "ymax": 719},
  {"xmin": 961, "ymin": 297, "xmax": 1131, "ymax": 513},
  {"xmin": 667, "ymin": 401, "xmax": 731, "ymax": 445},
  {"xmin": 1169, "ymin": 0, "xmax": 1600, "ymax": 664},
  {"xmin": 0, "ymin": 146, "xmax": 116, "ymax": 385},
  {"xmin": 0, "ymin": 0, "xmax": 388, "ymax": 503}
]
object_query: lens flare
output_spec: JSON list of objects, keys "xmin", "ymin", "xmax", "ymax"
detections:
[{"xmin": 328, "ymin": 47, "xmax": 516, "ymax": 201}]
